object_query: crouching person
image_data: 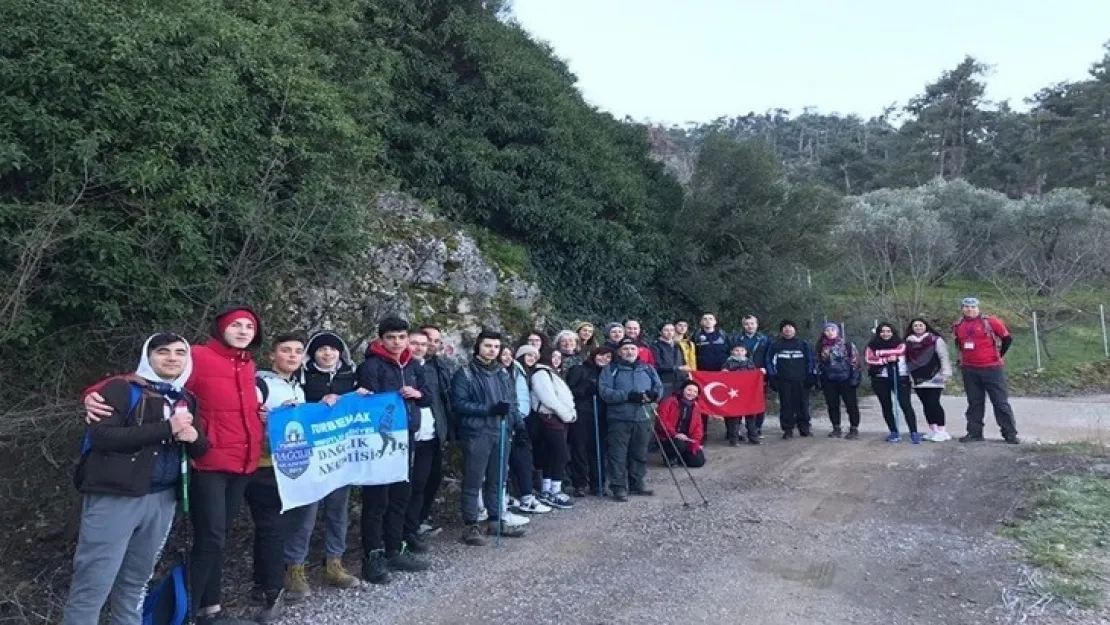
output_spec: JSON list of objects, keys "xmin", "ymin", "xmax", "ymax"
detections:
[
  {"xmin": 64, "ymin": 334, "xmax": 209, "ymax": 625},
  {"xmin": 655, "ymin": 380, "xmax": 707, "ymax": 468},
  {"xmin": 451, "ymin": 330, "xmax": 526, "ymax": 545},
  {"xmin": 600, "ymin": 338, "xmax": 664, "ymax": 502}
]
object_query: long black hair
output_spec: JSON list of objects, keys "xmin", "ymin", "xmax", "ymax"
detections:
[
  {"xmin": 868, "ymin": 322, "xmax": 902, "ymax": 350},
  {"xmin": 904, "ymin": 317, "xmax": 940, "ymax": 338}
]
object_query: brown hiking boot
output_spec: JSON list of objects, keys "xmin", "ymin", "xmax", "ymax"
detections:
[
  {"xmin": 461, "ymin": 523, "xmax": 489, "ymax": 547},
  {"xmin": 284, "ymin": 564, "xmax": 312, "ymax": 602},
  {"xmin": 323, "ymin": 558, "xmax": 360, "ymax": 589}
]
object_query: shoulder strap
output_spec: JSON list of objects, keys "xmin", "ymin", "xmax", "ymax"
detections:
[
  {"xmin": 256, "ymin": 377, "xmax": 269, "ymax": 403},
  {"xmin": 81, "ymin": 382, "xmax": 145, "ymax": 456}
]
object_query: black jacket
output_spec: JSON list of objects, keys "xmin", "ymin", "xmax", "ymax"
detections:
[
  {"xmin": 650, "ymin": 339, "xmax": 686, "ymax": 385},
  {"xmin": 566, "ymin": 362, "xmax": 606, "ymax": 422},
  {"xmin": 303, "ymin": 332, "xmax": 358, "ymax": 402},
  {"xmin": 450, "ymin": 360, "xmax": 521, "ymax": 437},
  {"xmin": 76, "ymin": 377, "xmax": 210, "ymax": 497},
  {"xmin": 422, "ymin": 355, "xmax": 455, "ymax": 443},
  {"xmin": 357, "ymin": 343, "xmax": 431, "ymax": 433}
]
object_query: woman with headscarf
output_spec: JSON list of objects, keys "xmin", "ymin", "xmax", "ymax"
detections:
[
  {"xmin": 904, "ymin": 318, "xmax": 954, "ymax": 442},
  {"xmin": 566, "ymin": 346, "xmax": 613, "ymax": 497},
  {"xmin": 865, "ymin": 322, "xmax": 920, "ymax": 444},
  {"xmin": 65, "ymin": 333, "xmax": 210, "ymax": 625},
  {"xmin": 83, "ymin": 305, "xmax": 265, "ymax": 624},
  {"xmin": 816, "ymin": 322, "xmax": 862, "ymax": 440}
]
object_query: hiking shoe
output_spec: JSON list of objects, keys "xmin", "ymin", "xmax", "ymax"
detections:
[
  {"xmin": 1004, "ymin": 435, "xmax": 1021, "ymax": 445},
  {"xmin": 799, "ymin": 429, "xmax": 813, "ymax": 437},
  {"xmin": 611, "ymin": 490, "xmax": 629, "ymax": 502},
  {"xmin": 417, "ymin": 519, "xmax": 442, "ymax": 537},
  {"xmin": 747, "ymin": 436, "xmax": 761, "ymax": 445},
  {"xmin": 486, "ymin": 522, "xmax": 526, "ymax": 538},
  {"xmin": 322, "ymin": 558, "xmax": 359, "ymax": 589},
  {"xmin": 630, "ymin": 488, "xmax": 654, "ymax": 497},
  {"xmin": 728, "ymin": 438, "xmax": 738, "ymax": 447},
  {"xmin": 403, "ymin": 535, "xmax": 429, "ymax": 554},
  {"xmin": 255, "ymin": 589, "xmax": 285, "ymax": 624},
  {"xmin": 539, "ymin": 491, "xmax": 574, "ymax": 510},
  {"xmin": 361, "ymin": 550, "xmax": 391, "ymax": 585},
  {"xmin": 502, "ymin": 510, "xmax": 530, "ymax": 527},
  {"xmin": 910, "ymin": 432, "xmax": 923, "ymax": 445},
  {"xmin": 461, "ymin": 524, "xmax": 488, "ymax": 547},
  {"xmin": 516, "ymin": 494, "xmax": 552, "ymax": 514},
  {"xmin": 828, "ymin": 428, "xmax": 843, "ymax": 438},
  {"xmin": 284, "ymin": 564, "xmax": 312, "ymax": 601},
  {"xmin": 845, "ymin": 427, "xmax": 860, "ymax": 440},
  {"xmin": 573, "ymin": 486, "xmax": 590, "ymax": 498},
  {"xmin": 885, "ymin": 432, "xmax": 901, "ymax": 443},
  {"xmin": 782, "ymin": 431, "xmax": 795, "ymax": 440},
  {"xmin": 386, "ymin": 551, "xmax": 429, "ymax": 572},
  {"xmin": 506, "ymin": 495, "xmax": 521, "ymax": 510},
  {"xmin": 959, "ymin": 434, "xmax": 985, "ymax": 443}
]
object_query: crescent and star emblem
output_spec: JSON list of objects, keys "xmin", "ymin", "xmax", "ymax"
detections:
[{"xmin": 703, "ymin": 382, "xmax": 740, "ymax": 407}]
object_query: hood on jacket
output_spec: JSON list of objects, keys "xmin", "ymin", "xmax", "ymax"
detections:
[
  {"xmin": 135, "ymin": 333, "xmax": 193, "ymax": 393},
  {"xmin": 367, "ymin": 339, "xmax": 413, "ymax": 366},
  {"xmin": 256, "ymin": 369, "xmax": 305, "ymax": 409},
  {"xmin": 305, "ymin": 331, "xmax": 354, "ymax": 371},
  {"xmin": 208, "ymin": 303, "xmax": 264, "ymax": 350}
]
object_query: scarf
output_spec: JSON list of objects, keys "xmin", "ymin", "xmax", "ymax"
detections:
[
  {"xmin": 676, "ymin": 399, "xmax": 695, "ymax": 435},
  {"xmin": 135, "ymin": 335, "xmax": 193, "ymax": 401},
  {"xmin": 819, "ymin": 335, "xmax": 847, "ymax": 360},
  {"xmin": 904, "ymin": 333, "xmax": 941, "ymax": 380}
]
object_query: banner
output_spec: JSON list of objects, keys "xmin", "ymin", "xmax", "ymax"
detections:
[
  {"xmin": 690, "ymin": 370, "xmax": 766, "ymax": 417},
  {"xmin": 268, "ymin": 391, "xmax": 409, "ymax": 512}
]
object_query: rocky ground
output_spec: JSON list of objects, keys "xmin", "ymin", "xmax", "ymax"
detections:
[{"xmin": 267, "ymin": 395, "xmax": 1110, "ymax": 625}]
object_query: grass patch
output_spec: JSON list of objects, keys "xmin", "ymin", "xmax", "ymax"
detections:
[{"xmin": 1004, "ymin": 471, "xmax": 1110, "ymax": 607}]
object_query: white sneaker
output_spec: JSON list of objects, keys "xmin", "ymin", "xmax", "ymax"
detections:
[
  {"xmin": 506, "ymin": 496, "xmax": 521, "ymax": 510},
  {"xmin": 477, "ymin": 507, "xmax": 489, "ymax": 522},
  {"xmin": 501, "ymin": 510, "xmax": 530, "ymax": 527},
  {"xmin": 930, "ymin": 430, "xmax": 952, "ymax": 442},
  {"xmin": 516, "ymin": 494, "xmax": 552, "ymax": 514}
]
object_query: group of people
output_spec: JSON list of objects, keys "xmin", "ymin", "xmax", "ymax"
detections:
[{"xmin": 63, "ymin": 297, "xmax": 1019, "ymax": 625}]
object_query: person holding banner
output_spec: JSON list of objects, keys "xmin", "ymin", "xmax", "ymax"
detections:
[
  {"xmin": 356, "ymin": 317, "xmax": 432, "ymax": 583},
  {"xmin": 655, "ymin": 380, "xmax": 707, "ymax": 467},
  {"xmin": 452, "ymin": 330, "xmax": 527, "ymax": 546},
  {"xmin": 599, "ymin": 338, "xmax": 664, "ymax": 502},
  {"xmin": 721, "ymin": 344, "xmax": 760, "ymax": 446},
  {"xmin": 64, "ymin": 333, "xmax": 208, "ymax": 625},
  {"xmin": 281, "ymin": 331, "xmax": 363, "ymax": 601}
]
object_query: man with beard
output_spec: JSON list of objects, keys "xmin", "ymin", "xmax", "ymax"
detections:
[{"xmin": 599, "ymin": 339, "xmax": 664, "ymax": 502}]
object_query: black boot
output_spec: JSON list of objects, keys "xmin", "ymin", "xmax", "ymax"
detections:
[
  {"xmin": 845, "ymin": 427, "xmax": 860, "ymax": 440},
  {"xmin": 361, "ymin": 550, "xmax": 391, "ymax": 585},
  {"xmin": 828, "ymin": 427, "xmax": 843, "ymax": 438},
  {"xmin": 403, "ymin": 535, "xmax": 428, "ymax": 554},
  {"xmin": 959, "ymin": 433, "xmax": 985, "ymax": 443},
  {"xmin": 387, "ymin": 550, "xmax": 430, "ymax": 572},
  {"xmin": 782, "ymin": 430, "xmax": 795, "ymax": 440}
]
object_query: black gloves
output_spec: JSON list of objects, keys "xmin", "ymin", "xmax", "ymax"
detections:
[
  {"xmin": 490, "ymin": 402, "xmax": 511, "ymax": 417},
  {"xmin": 627, "ymin": 391, "xmax": 644, "ymax": 404},
  {"xmin": 645, "ymin": 390, "xmax": 659, "ymax": 402}
]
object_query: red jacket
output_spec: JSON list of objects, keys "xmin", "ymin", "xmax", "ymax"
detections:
[
  {"xmin": 655, "ymin": 395, "xmax": 704, "ymax": 453},
  {"xmin": 954, "ymin": 315, "xmax": 1009, "ymax": 369},
  {"xmin": 187, "ymin": 340, "xmax": 262, "ymax": 474},
  {"xmin": 637, "ymin": 345, "xmax": 656, "ymax": 367}
]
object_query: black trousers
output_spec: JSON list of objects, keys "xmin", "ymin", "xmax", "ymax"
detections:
[
  {"xmin": 189, "ymin": 470, "xmax": 251, "ymax": 610},
  {"xmin": 914, "ymin": 388, "xmax": 946, "ymax": 427},
  {"xmin": 777, "ymin": 380, "xmax": 811, "ymax": 433},
  {"xmin": 361, "ymin": 480, "xmax": 411, "ymax": 556},
  {"xmin": 568, "ymin": 401, "xmax": 605, "ymax": 492},
  {"xmin": 662, "ymin": 439, "xmax": 706, "ymax": 468},
  {"xmin": 533, "ymin": 420, "xmax": 570, "ymax": 482},
  {"xmin": 509, "ymin": 422, "xmax": 535, "ymax": 498},
  {"xmin": 404, "ymin": 440, "xmax": 438, "ymax": 539},
  {"xmin": 822, "ymin": 380, "xmax": 861, "ymax": 429},
  {"xmin": 244, "ymin": 467, "xmax": 284, "ymax": 593},
  {"xmin": 962, "ymin": 367, "xmax": 1017, "ymax": 438},
  {"xmin": 419, "ymin": 440, "xmax": 443, "ymax": 523},
  {"xmin": 724, "ymin": 416, "xmax": 759, "ymax": 441},
  {"xmin": 873, "ymin": 376, "xmax": 918, "ymax": 433}
]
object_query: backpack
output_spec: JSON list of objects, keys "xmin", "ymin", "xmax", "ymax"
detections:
[
  {"xmin": 142, "ymin": 560, "xmax": 189, "ymax": 625},
  {"xmin": 79, "ymin": 382, "xmax": 144, "ymax": 455},
  {"xmin": 954, "ymin": 316, "xmax": 1000, "ymax": 354}
]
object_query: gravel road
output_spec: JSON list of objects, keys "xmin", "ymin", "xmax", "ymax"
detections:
[{"xmin": 270, "ymin": 395, "xmax": 1110, "ymax": 625}]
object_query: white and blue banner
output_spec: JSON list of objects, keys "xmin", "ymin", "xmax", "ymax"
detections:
[{"xmin": 268, "ymin": 391, "xmax": 409, "ymax": 512}]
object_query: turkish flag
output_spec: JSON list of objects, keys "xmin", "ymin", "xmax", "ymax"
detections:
[{"xmin": 690, "ymin": 370, "xmax": 766, "ymax": 417}]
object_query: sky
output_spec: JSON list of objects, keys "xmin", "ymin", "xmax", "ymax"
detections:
[{"xmin": 511, "ymin": 0, "xmax": 1110, "ymax": 126}]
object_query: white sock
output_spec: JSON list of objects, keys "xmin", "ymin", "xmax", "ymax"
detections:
[
  {"xmin": 938, "ymin": 425, "xmax": 946, "ymax": 433},
  {"xmin": 552, "ymin": 480, "xmax": 562, "ymax": 494},
  {"xmin": 542, "ymin": 478, "xmax": 552, "ymax": 494},
  {"xmin": 930, "ymin": 424, "xmax": 938, "ymax": 433}
]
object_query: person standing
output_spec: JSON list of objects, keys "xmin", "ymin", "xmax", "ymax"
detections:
[
  {"xmin": 413, "ymin": 325, "xmax": 455, "ymax": 536},
  {"xmin": 865, "ymin": 323, "xmax": 921, "ymax": 444},
  {"xmin": 624, "ymin": 319, "xmax": 656, "ymax": 367},
  {"xmin": 905, "ymin": 318, "xmax": 954, "ymax": 442},
  {"xmin": 953, "ymin": 298, "xmax": 1019, "ymax": 444},
  {"xmin": 403, "ymin": 331, "xmax": 450, "ymax": 553},
  {"xmin": 554, "ymin": 330, "xmax": 584, "ymax": 372},
  {"xmin": 566, "ymin": 346, "xmax": 613, "ymax": 497},
  {"xmin": 64, "ymin": 334, "xmax": 208, "ymax": 625},
  {"xmin": 765, "ymin": 320, "xmax": 816, "ymax": 439},
  {"xmin": 450, "ymin": 331, "xmax": 527, "ymax": 545},
  {"xmin": 575, "ymin": 321, "xmax": 598, "ymax": 350},
  {"xmin": 815, "ymin": 323, "xmax": 862, "ymax": 440},
  {"xmin": 721, "ymin": 344, "xmax": 760, "ymax": 446},
  {"xmin": 528, "ymin": 350, "xmax": 578, "ymax": 509},
  {"xmin": 599, "ymin": 338, "xmax": 664, "ymax": 502},
  {"xmin": 651, "ymin": 323, "xmax": 689, "ymax": 397},
  {"xmin": 356, "ymin": 317, "xmax": 432, "ymax": 583},
  {"xmin": 734, "ymin": 315, "xmax": 771, "ymax": 437},
  {"xmin": 603, "ymin": 323, "xmax": 625, "ymax": 350},
  {"xmin": 673, "ymin": 320, "xmax": 698, "ymax": 373},
  {"xmin": 693, "ymin": 313, "xmax": 729, "ymax": 372}
]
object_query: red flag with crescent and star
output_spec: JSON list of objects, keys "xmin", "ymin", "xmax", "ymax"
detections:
[{"xmin": 690, "ymin": 370, "xmax": 766, "ymax": 417}]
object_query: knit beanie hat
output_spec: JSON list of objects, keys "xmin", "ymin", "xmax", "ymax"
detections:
[
  {"xmin": 216, "ymin": 308, "xmax": 258, "ymax": 335},
  {"xmin": 310, "ymin": 332, "xmax": 345, "ymax": 355},
  {"xmin": 515, "ymin": 345, "xmax": 540, "ymax": 359},
  {"xmin": 574, "ymin": 321, "xmax": 594, "ymax": 333},
  {"xmin": 605, "ymin": 322, "xmax": 623, "ymax": 337},
  {"xmin": 779, "ymin": 319, "xmax": 796, "ymax": 332}
]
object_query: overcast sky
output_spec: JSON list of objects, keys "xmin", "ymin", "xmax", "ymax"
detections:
[{"xmin": 511, "ymin": 0, "xmax": 1109, "ymax": 126}]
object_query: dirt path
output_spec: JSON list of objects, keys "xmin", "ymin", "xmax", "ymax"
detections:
[{"xmin": 285, "ymin": 396, "xmax": 1110, "ymax": 625}]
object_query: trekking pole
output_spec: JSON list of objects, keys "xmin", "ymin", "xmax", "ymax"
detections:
[
  {"xmin": 497, "ymin": 416, "xmax": 506, "ymax": 548},
  {"xmin": 648, "ymin": 405, "xmax": 710, "ymax": 507},
  {"xmin": 888, "ymin": 362, "xmax": 902, "ymax": 433},
  {"xmin": 592, "ymin": 395, "xmax": 603, "ymax": 496},
  {"xmin": 647, "ymin": 411, "xmax": 691, "ymax": 509}
]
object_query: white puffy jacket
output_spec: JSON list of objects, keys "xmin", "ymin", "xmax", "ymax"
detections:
[{"xmin": 530, "ymin": 365, "xmax": 577, "ymax": 423}]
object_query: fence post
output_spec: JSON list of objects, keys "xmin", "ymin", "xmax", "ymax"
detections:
[
  {"xmin": 1101, "ymin": 304, "xmax": 1109, "ymax": 359},
  {"xmin": 1032, "ymin": 311, "xmax": 1043, "ymax": 371}
]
